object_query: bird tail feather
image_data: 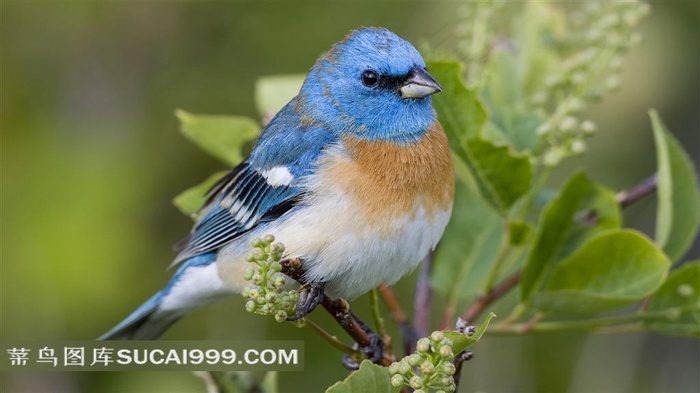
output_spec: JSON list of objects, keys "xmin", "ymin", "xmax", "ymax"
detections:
[{"xmin": 98, "ymin": 291, "xmax": 179, "ymax": 340}]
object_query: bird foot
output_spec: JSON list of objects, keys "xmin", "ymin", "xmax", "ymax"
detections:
[
  {"xmin": 341, "ymin": 331, "xmax": 385, "ymax": 370},
  {"xmin": 287, "ymin": 281, "xmax": 325, "ymax": 321}
]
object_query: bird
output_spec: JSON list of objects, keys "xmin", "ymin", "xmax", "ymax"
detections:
[{"xmin": 100, "ymin": 26, "xmax": 455, "ymax": 341}]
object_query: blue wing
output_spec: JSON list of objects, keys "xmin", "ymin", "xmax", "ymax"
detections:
[{"xmin": 173, "ymin": 99, "xmax": 338, "ymax": 264}]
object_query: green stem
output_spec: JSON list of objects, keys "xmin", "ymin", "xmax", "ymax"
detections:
[
  {"xmin": 490, "ymin": 310, "xmax": 671, "ymax": 335},
  {"xmin": 520, "ymin": 164, "xmax": 553, "ymax": 221},
  {"xmin": 369, "ymin": 288, "xmax": 387, "ymax": 338},
  {"xmin": 503, "ymin": 303, "xmax": 528, "ymax": 324},
  {"xmin": 304, "ymin": 319, "xmax": 358, "ymax": 356},
  {"xmin": 483, "ymin": 222, "xmax": 512, "ymax": 292}
]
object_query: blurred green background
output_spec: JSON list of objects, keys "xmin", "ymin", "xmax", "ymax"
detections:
[{"xmin": 2, "ymin": 2, "xmax": 698, "ymax": 392}]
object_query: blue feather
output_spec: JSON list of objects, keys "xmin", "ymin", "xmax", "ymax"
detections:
[
  {"xmin": 173, "ymin": 101, "xmax": 338, "ymax": 264},
  {"xmin": 100, "ymin": 253, "xmax": 217, "ymax": 340}
]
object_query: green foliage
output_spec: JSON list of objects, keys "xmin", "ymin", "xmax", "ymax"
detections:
[
  {"xmin": 255, "ymin": 75, "xmax": 305, "ymax": 117},
  {"xmin": 176, "ymin": 109, "xmax": 260, "ymax": 167},
  {"xmin": 427, "ymin": 61, "xmax": 487, "ymax": 144},
  {"xmin": 651, "ymin": 110, "xmax": 700, "ymax": 262},
  {"xmin": 172, "ymin": 110, "xmax": 261, "ymax": 217},
  {"xmin": 173, "ymin": 171, "xmax": 228, "ymax": 218},
  {"xmin": 326, "ymin": 361, "xmax": 399, "ymax": 393},
  {"xmin": 444, "ymin": 312, "xmax": 496, "ymax": 354},
  {"xmin": 643, "ymin": 261, "xmax": 700, "ymax": 337},
  {"xmin": 520, "ymin": 173, "xmax": 622, "ymax": 303},
  {"xmin": 430, "ymin": 179, "xmax": 503, "ymax": 300},
  {"xmin": 428, "ymin": 60, "xmax": 532, "ymax": 214},
  {"xmin": 464, "ymin": 138, "xmax": 533, "ymax": 212},
  {"xmin": 425, "ymin": 0, "xmax": 697, "ymax": 342},
  {"xmin": 535, "ymin": 230, "xmax": 670, "ymax": 314}
]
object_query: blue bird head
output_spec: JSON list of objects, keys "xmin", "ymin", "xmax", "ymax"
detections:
[{"xmin": 299, "ymin": 27, "xmax": 442, "ymax": 143}]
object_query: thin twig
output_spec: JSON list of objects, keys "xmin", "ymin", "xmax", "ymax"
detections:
[
  {"xmin": 280, "ymin": 257, "xmax": 394, "ymax": 366},
  {"xmin": 378, "ymin": 284, "xmax": 408, "ymax": 324},
  {"xmin": 304, "ymin": 318, "xmax": 358, "ymax": 355},
  {"xmin": 369, "ymin": 288, "xmax": 393, "ymax": 358},
  {"xmin": 616, "ymin": 173, "xmax": 658, "ymax": 207},
  {"xmin": 369, "ymin": 288, "xmax": 388, "ymax": 337},
  {"xmin": 462, "ymin": 270, "xmax": 522, "ymax": 323},
  {"xmin": 378, "ymin": 284, "xmax": 416, "ymax": 357}
]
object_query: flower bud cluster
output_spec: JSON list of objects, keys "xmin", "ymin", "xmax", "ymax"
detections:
[
  {"xmin": 453, "ymin": 0, "xmax": 506, "ymax": 86},
  {"xmin": 389, "ymin": 331, "xmax": 457, "ymax": 393},
  {"xmin": 532, "ymin": 0, "xmax": 649, "ymax": 166},
  {"xmin": 242, "ymin": 235, "xmax": 298, "ymax": 322}
]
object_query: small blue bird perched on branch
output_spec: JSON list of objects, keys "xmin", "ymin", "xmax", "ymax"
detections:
[{"xmin": 101, "ymin": 27, "xmax": 455, "ymax": 340}]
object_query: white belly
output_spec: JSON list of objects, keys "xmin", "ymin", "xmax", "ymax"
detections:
[{"xmin": 217, "ymin": 191, "xmax": 451, "ymax": 300}]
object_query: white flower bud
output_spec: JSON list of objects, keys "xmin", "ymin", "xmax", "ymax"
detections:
[
  {"xmin": 420, "ymin": 360, "xmax": 435, "ymax": 374},
  {"xmin": 443, "ymin": 362, "xmax": 457, "ymax": 375},
  {"xmin": 559, "ymin": 116, "xmax": 579, "ymax": 132},
  {"xmin": 430, "ymin": 331, "xmax": 446, "ymax": 343},
  {"xmin": 245, "ymin": 301, "xmax": 256, "ymax": 312},
  {"xmin": 275, "ymin": 310, "xmax": 287, "ymax": 322},
  {"xmin": 416, "ymin": 338, "xmax": 431, "ymax": 353},
  {"xmin": 571, "ymin": 140, "xmax": 587, "ymax": 154},
  {"xmin": 581, "ymin": 120, "xmax": 597, "ymax": 135},
  {"xmin": 410, "ymin": 375, "xmax": 424, "ymax": 389},
  {"xmin": 605, "ymin": 75, "xmax": 620, "ymax": 91},
  {"xmin": 391, "ymin": 374, "xmax": 404, "ymax": 387},
  {"xmin": 439, "ymin": 345, "xmax": 454, "ymax": 359}
]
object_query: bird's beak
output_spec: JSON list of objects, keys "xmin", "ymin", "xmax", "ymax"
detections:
[{"xmin": 400, "ymin": 67, "xmax": 442, "ymax": 99}]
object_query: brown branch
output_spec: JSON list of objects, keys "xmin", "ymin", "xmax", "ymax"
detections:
[
  {"xmin": 280, "ymin": 257, "xmax": 393, "ymax": 366},
  {"xmin": 378, "ymin": 284, "xmax": 408, "ymax": 324},
  {"xmin": 616, "ymin": 173, "xmax": 657, "ymax": 208},
  {"xmin": 378, "ymin": 284, "xmax": 417, "ymax": 356},
  {"xmin": 461, "ymin": 270, "xmax": 522, "ymax": 323}
]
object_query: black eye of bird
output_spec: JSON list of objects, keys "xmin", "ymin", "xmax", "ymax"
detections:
[{"xmin": 361, "ymin": 70, "xmax": 379, "ymax": 87}]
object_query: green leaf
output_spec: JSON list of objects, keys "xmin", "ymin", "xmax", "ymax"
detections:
[
  {"xmin": 427, "ymin": 61, "xmax": 531, "ymax": 213},
  {"xmin": 173, "ymin": 171, "xmax": 227, "ymax": 218},
  {"xmin": 260, "ymin": 371, "xmax": 279, "ymax": 393},
  {"xmin": 521, "ymin": 173, "xmax": 622, "ymax": 303},
  {"xmin": 431, "ymin": 179, "xmax": 504, "ymax": 299},
  {"xmin": 485, "ymin": 110, "xmax": 544, "ymax": 154},
  {"xmin": 534, "ymin": 230, "xmax": 670, "ymax": 314},
  {"xmin": 445, "ymin": 312, "xmax": 497, "ymax": 354},
  {"xmin": 482, "ymin": 47, "xmax": 547, "ymax": 153},
  {"xmin": 651, "ymin": 110, "xmax": 700, "ymax": 262},
  {"xmin": 509, "ymin": 220, "xmax": 535, "ymax": 246},
  {"xmin": 176, "ymin": 109, "xmax": 260, "ymax": 166},
  {"xmin": 463, "ymin": 138, "xmax": 534, "ymax": 212},
  {"xmin": 427, "ymin": 60, "xmax": 488, "ymax": 150},
  {"xmin": 643, "ymin": 261, "xmax": 700, "ymax": 337},
  {"xmin": 482, "ymin": 49, "xmax": 524, "ymax": 113},
  {"xmin": 254, "ymin": 74, "xmax": 306, "ymax": 118},
  {"xmin": 326, "ymin": 360, "xmax": 398, "ymax": 393}
]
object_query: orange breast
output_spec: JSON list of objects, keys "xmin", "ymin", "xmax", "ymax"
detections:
[{"xmin": 319, "ymin": 121, "xmax": 455, "ymax": 226}]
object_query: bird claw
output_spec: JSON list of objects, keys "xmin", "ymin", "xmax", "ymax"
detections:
[
  {"xmin": 340, "ymin": 332, "xmax": 384, "ymax": 371},
  {"xmin": 340, "ymin": 326, "xmax": 385, "ymax": 369},
  {"xmin": 287, "ymin": 281, "xmax": 325, "ymax": 321},
  {"xmin": 363, "ymin": 331, "xmax": 385, "ymax": 363}
]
